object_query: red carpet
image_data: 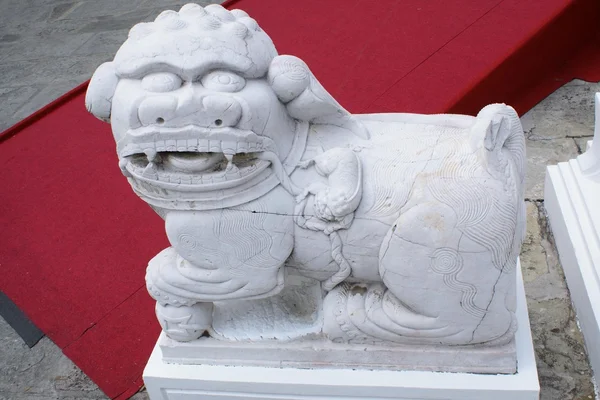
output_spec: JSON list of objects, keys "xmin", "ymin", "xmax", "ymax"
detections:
[{"xmin": 1, "ymin": 0, "xmax": 599, "ymax": 398}]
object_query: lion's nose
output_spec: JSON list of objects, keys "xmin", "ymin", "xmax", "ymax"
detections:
[
  {"xmin": 138, "ymin": 96, "xmax": 178, "ymax": 126},
  {"xmin": 200, "ymin": 95, "xmax": 242, "ymax": 128},
  {"xmin": 137, "ymin": 94, "xmax": 242, "ymax": 128}
]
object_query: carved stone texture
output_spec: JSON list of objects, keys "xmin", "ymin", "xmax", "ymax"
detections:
[{"xmin": 85, "ymin": 2, "xmax": 526, "ymax": 371}]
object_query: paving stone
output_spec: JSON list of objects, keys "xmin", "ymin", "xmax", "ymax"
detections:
[
  {"xmin": 75, "ymin": 10, "xmax": 161, "ymax": 34},
  {"xmin": 521, "ymin": 202, "xmax": 568, "ymax": 302},
  {"xmin": 0, "ymin": 85, "xmax": 42, "ymax": 132},
  {"xmin": 0, "ymin": 34, "xmax": 20, "ymax": 43},
  {"xmin": 72, "ymin": 30, "xmax": 130, "ymax": 56},
  {"xmin": 12, "ymin": 79, "xmax": 84, "ymax": 123},
  {"xmin": 522, "ymin": 201, "xmax": 595, "ymax": 400},
  {"xmin": 0, "ymin": 54, "xmax": 113, "ymax": 88},
  {"xmin": 0, "ymin": 32, "xmax": 95, "ymax": 62},
  {"xmin": 531, "ymin": 297, "xmax": 595, "ymax": 400},
  {"xmin": 525, "ymin": 138, "xmax": 579, "ymax": 200},
  {"xmin": 0, "ymin": 1, "xmax": 60, "ymax": 29},
  {"xmin": 521, "ymin": 79, "xmax": 599, "ymax": 141},
  {"xmin": 521, "ymin": 79, "xmax": 598, "ymax": 200},
  {"xmin": 133, "ymin": 1, "xmax": 222, "ymax": 25},
  {"xmin": 129, "ymin": 391, "xmax": 150, "ymax": 400},
  {"xmin": 63, "ymin": 0, "xmax": 148, "ymax": 20},
  {"xmin": 0, "ymin": 315, "xmax": 106, "ymax": 400},
  {"xmin": 138, "ymin": 0, "xmax": 219, "ymax": 9},
  {"xmin": 46, "ymin": 2, "xmax": 82, "ymax": 22}
]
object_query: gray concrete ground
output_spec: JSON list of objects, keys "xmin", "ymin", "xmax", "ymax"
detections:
[
  {"xmin": 0, "ymin": 1, "xmax": 598, "ymax": 399},
  {"xmin": 520, "ymin": 80, "xmax": 598, "ymax": 399},
  {"xmin": 0, "ymin": 0, "xmax": 222, "ymax": 132}
]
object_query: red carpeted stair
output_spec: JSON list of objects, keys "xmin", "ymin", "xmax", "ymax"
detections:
[{"xmin": 1, "ymin": 0, "xmax": 599, "ymax": 398}]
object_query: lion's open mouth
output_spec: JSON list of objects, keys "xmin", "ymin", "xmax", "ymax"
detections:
[
  {"xmin": 119, "ymin": 126, "xmax": 273, "ymax": 188},
  {"xmin": 125, "ymin": 151, "xmax": 269, "ymax": 186}
]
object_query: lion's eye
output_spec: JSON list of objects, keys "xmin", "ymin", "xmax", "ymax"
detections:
[
  {"xmin": 141, "ymin": 72, "xmax": 183, "ymax": 92},
  {"xmin": 201, "ymin": 71, "xmax": 245, "ymax": 92}
]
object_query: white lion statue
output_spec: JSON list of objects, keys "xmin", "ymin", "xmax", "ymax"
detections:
[{"xmin": 85, "ymin": 3, "xmax": 525, "ymax": 353}]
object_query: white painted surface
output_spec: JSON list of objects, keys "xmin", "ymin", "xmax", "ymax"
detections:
[
  {"xmin": 577, "ymin": 93, "xmax": 600, "ymax": 180},
  {"xmin": 143, "ymin": 260, "xmax": 539, "ymax": 400},
  {"xmin": 545, "ymin": 139, "xmax": 600, "ymax": 388}
]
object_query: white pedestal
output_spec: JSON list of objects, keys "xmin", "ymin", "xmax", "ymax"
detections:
[
  {"xmin": 143, "ymin": 262, "xmax": 539, "ymax": 400},
  {"xmin": 545, "ymin": 152, "xmax": 600, "ymax": 388}
]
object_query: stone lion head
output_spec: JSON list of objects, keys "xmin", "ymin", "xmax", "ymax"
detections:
[{"xmin": 86, "ymin": 3, "xmax": 366, "ymax": 212}]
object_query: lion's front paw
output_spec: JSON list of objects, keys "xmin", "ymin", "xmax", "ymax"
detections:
[{"xmin": 155, "ymin": 302, "xmax": 213, "ymax": 342}]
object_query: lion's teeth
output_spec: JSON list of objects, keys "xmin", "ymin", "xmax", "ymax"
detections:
[
  {"xmin": 119, "ymin": 159, "xmax": 132, "ymax": 177},
  {"xmin": 198, "ymin": 140, "xmax": 209, "ymax": 152},
  {"xmin": 143, "ymin": 162, "xmax": 158, "ymax": 178},
  {"xmin": 224, "ymin": 154, "xmax": 235, "ymax": 172},
  {"xmin": 187, "ymin": 139, "xmax": 198, "ymax": 150},
  {"xmin": 222, "ymin": 141, "xmax": 236, "ymax": 155},
  {"xmin": 144, "ymin": 148, "xmax": 158, "ymax": 162},
  {"xmin": 237, "ymin": 142, "xmax": 248, "ymax": 153},
  {"xmin": 166, "ymin": 140, "xmax": 177, "ymax": 151},
  {"xmin": 209, "ymin": 140, "xmax": 221, "ymax": 152}
]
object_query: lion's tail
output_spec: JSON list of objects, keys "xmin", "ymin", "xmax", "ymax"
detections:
[
  {"xmin": 472, "ymin": 103, "xmax": 526, "ymax": 193},
  {"xmin": 471, "ymin": 103, "xmax": 526, "ymax": 240}
]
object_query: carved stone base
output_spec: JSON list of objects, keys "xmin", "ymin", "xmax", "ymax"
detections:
[
  {"xmin": 143, "ymin": 261, "xmax": 539, "ymax": 400},
  {"xmin": 545, "ymin": 151, "xmax": 600, "ymax": 387},
  {"xmin": 159, "ymin": 333, "xmax": 516, "ymax": 374}
]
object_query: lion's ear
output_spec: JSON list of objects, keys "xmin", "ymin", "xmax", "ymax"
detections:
[
  {"xmin": 268, "ymin": 55, "xmax": 369, "ymax": 139},
  {"xmin": 85, "ymin": 62, "xmax": 119, "ymax": 123}
]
